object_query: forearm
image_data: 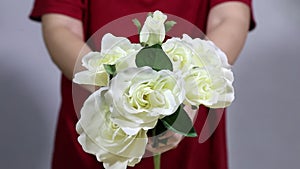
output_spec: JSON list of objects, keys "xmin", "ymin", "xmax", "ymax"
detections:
[
  {"xmin": 42, "ymin": 14, "xmax": 90, "ymax": 80},
  {"xmin": 207, "ymin": 19, "xmax": 249, "ymax": 65},
  {"xmin": 206, "ymin": 2, "xmax": 251, "ymax": 65}
]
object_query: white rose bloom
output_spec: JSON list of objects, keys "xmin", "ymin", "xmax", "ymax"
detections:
[
  {"xmin": 140, "ymin": 10, "xmax": 167, "ymax": 46},
  {"xmin": 105, "ymin": 67, "xmax": 185, "ymax": 135},
  {"xmin": 183, "ymin": 66, "xmax": 234, "ymax": 108},
  {"xmin": 162, "ymin": 37, "xmax": 194, "ymax": 71},
  {"xmin": 76, "ymin": 87, "xmax": 148, "ymax": 169},
  {"xmin": 73, "ymin": 33, "xmax": 141, "ymax": 86},
  {"xmin": 176, "ymin": 34, "xmax": 235, "ymax": 108},
  {"xmin": 181, "ymin": 34, "xmax": 231, "ymax": 69},
  {"xmin": 73, "ymin": 51, "xmax": 109, "ymax": 86}
]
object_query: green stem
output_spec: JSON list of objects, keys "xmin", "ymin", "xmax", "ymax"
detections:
[
  {"xmin": 152, "ymin": 128, "xmax": 161, "ymax": 169},
  {"xmin": 153, "ymin": 153, "xmax": 161, "ymax": 169}
]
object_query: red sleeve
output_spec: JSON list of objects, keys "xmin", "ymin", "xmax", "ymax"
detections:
[
  {"xmin": 29, "ymin": 0, "xmax": 86, "ymax": 22},
  {"xmin": 210, "ymin": 0, "xmax": 256, "ymax": 30}
]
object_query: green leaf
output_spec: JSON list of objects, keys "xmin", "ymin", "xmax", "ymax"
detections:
[
  {"xmin": 132, "ymin": 18, "xmax": 142, "ymax": 33},
  {"xmin": 165, "ymin": 21, "xmax": 176, "ymax": 32},
  {"xmin": 135, "ymin": 44, "xmax": 173, "ymax": 71},
  {"xmin": 103, "ymin": 64, "xmax": 116, "ymax": 78},
  {"xmin": 161, "ymin": 104, "xmax": 197, "ymax": 137}
]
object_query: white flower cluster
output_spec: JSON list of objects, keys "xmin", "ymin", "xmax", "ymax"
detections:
[{"xmin": 74, "ymin": 10, "xmax": 234, "ymax": 169}]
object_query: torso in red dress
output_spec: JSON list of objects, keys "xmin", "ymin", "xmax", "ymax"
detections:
[{"xmin": 29, "ymin": 0, "xmax": 255, "ymax": 168}]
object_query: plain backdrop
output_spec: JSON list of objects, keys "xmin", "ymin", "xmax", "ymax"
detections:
[{"xmin": 0, "ymin": 0, "xmax": 299, "ymax": 169}]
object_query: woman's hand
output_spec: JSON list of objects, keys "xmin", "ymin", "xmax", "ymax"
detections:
[
  {"xmin": 146, "ymin": 104, "xmax": 197, "ymax": 154},
  {"xmin": 146, "ymin": 130, "xmax": 183, "ymax": 154}
]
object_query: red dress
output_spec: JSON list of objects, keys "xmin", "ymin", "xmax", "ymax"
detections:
[{"xmin": 30, "ymin": 0, "xmax": 255, "ymax": 168}]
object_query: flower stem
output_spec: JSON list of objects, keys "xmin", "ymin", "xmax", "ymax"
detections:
[
  {"xmin": 152, "ymin": 128, "xmax": 161, "ymax": 169},
  {"xmin": 153, "ymin": 153, "xmax": 161, "ymax": 169}
]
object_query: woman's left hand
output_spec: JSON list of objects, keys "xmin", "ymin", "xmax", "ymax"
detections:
[{"xmin": 146, "ymin": 130, "xmax": 183, "ymax": 154}]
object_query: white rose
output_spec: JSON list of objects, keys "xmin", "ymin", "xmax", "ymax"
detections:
[
  {"xmin": 73, "ymin": 51, "xmax": 109, "ymax": 86},
  {"xmin": 181, "ymin": 34, "xmax": 231, "ymax": 69},
  {"xmin": 162, "ymin": 37, "xmax": 193, "ymax": 71},
  {"xmin": 73, "ymin": 33, "xmax": 141, "ymax": 86},
  {"xmin": 76, "ymin": 87, "xmax": 148, "ymax": 169},
  {"xmin": 105, "ymin": 67, "xmax": 185, "ymax": 135},
  {"xmin": 140, "ymin": 10, "xmax": 167, "ymax": 46},
  {"xmin": 183, "ymin": 66, "xmax": 234, "ymax": 108}
]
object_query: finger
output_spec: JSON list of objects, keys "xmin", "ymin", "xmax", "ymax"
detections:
[
  {"xmin": 166, "ymin": 133, "xmax": 182, "ymax": 144},
  {"xmin": 146, "ymin": 142, "xmax": 177, "ymax": 154},
  {"xmin": 157, "ymin": 130, "xmax": 175, "ymax": 139},
  {"xmin": 146, "ymin": 135, "xmax": 183, "ymax": 154},
  {"xmin": 148, "ymin": 133, "xmax": 182, "ymax": 148}
]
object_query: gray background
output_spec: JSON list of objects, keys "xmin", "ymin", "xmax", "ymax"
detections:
[{"xmin": 0, "ymin": 0, "xmax": 299, "ymax": 169}]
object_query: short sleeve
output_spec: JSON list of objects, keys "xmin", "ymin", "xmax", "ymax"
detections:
[
  {"xmin": 210, "ymin": 0, "xmax": 256, "ymax": 30},
  {"xmin": 29, "ymin": 0, "xmax": 86, "ymax": 22}
]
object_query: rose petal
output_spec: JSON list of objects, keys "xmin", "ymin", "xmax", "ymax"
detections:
[{"xmin": 73, "ymin": 70, "xmax": 109, "ymax": 86}]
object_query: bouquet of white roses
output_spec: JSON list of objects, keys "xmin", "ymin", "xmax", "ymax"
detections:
[{"xmin": 73, "ymin": 10, "xmax": 234, "ymax": 169}]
